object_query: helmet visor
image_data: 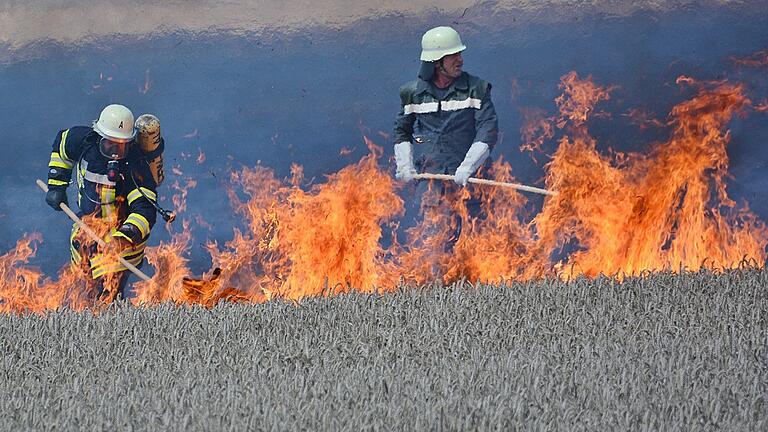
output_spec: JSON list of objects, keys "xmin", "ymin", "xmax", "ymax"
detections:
[{"xmin": 99, "ymin": 138, "xmax": 131, "ymax": 160}]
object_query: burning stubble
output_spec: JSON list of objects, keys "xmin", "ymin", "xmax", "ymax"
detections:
[{"xmin": 2, "ymin": 68, "xmax": 766, "ymax": 312}]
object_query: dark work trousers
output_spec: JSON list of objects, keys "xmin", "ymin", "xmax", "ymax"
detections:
[{"xmin": 401, "ymin": 178, "xmax": 483, "ymax": 254}]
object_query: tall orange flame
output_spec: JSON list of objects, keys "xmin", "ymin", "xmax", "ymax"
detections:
[
  {"xmin": 3, "ymin": 66, "xmax": 767, "ymax": 313},
  {"xmin": 532, "ymin": 73, "xmax": 767, "ymax": 277},
  {"xmin": 209, "ymin": 138, "xmax": 404, "ymax": 300}
]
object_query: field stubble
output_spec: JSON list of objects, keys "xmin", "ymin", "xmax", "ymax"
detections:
[{"xmin": 0, "ymin": 270, "xmax": 766, "ymax": 431}]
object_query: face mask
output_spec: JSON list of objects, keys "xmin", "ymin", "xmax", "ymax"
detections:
[{"xmin": 99, "ymin": 137, "xmax": 131, "ymax": 160}]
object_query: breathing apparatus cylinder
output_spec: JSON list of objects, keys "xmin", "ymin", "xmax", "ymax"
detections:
[
  {"xmin": 133, "ymin": 113, "xmax": 175, "ymax": 223},
  {"xmin": 135, "ymin": 114, "xmax": 165, "ymax": 186}
]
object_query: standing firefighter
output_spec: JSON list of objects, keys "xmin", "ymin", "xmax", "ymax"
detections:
[
  {"xmin": 393, "ymin": 26, "xmax": 499, "ymax": 248},
  {"xmin": 45, "ymin": 104, "xmax": 167, "ymax": 300}
]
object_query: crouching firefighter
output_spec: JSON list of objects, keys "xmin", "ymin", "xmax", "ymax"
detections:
[{"xmin": 44, "ymin": 104, "xmax": 173, "ymax": 300}]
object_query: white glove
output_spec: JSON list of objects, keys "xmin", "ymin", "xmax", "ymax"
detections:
[
  {"xmin": 394, "ymin": 141, "xmax": 417, "ymax": 182},
  {"xmin": 454, "ymin": 141, "xmax": 490, "ymax": 186}
]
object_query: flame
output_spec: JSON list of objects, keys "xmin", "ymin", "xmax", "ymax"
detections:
[
  {"xmin": 731, "ymin": 50, "xmax": 768, "ymax": 68},
  {"xmin": 531, "ymin": 73, "xmax": 767, "ymax": 277},
  {"xmin": 0, "ymin": 215, "xmax": 127, "ymax": 314},
  {"xmin": 166, "ymin": 64, "xmax": 768, "ymax": 303},
  {"xmin": 0, "ymin": 234, "xmax": 76, "ymax": 314},
  {"xmin": 132, "ymin": 220, "xmax": 194, "ymax": 305},
  {"xmin": 623, "ymin": 108, "xmax": 665, "ymax": 130},
  {"xmin": 132, "ymin": 175, "xmax": 202, "ymax": 305},
  {"xmin": 519, "ymin": 107, "xmax": 554, "ymax": 155},
  {"xmin": 4, "ymin": 60, "xmax": 768, "ymax": 313},
  {"xmin": 206, "ymin": 138, "xmax": 403, "ymax": 300}
]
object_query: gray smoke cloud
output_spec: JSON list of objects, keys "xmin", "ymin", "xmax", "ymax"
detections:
[{"xmin": 0, "ymin": 0, "xmax": 747, "ymax": 52}]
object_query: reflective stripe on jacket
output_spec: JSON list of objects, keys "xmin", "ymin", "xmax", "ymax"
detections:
[{"xmin": 394, "ymin": 72, "xmax": 499, "ymax": 174}]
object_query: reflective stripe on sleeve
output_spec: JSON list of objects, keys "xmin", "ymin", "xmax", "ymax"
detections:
[
  {"xmin": 48, "ymin": 179, "xmax": 68, "ymax": 187},
  {"xmin": 49, "ymin": 152, "xmax": 74, "ymax": 169},
  {"xmin": 89, "ymin": 240, "xmax": 147, "ymax": 268},
  {"xmin": 59, "ymin": 129, "xmax": 70, "ymax": 161},
  {"xmin": 89, "ymin": 243, "xmax": 146, "ymax": 278},
  {"xmin": 127, "ymin": 187, "xmax": 157, "ymax": 205},
  {"xmin": 125, "ymin": 213, "xmax": 150, "ymax": 238}
]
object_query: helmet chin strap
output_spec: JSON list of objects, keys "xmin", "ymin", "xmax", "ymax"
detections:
[{"xmin": 433, "ymin": 59, "xmax": 458, "ymax": 87}]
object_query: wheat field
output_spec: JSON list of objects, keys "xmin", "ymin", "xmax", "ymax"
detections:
[{"xmin": 1, "ymin": 270, "xmax": 766, "ymax": 431}]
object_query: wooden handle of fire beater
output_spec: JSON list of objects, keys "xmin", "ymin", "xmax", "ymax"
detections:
[
  {"xmin": 36, "ymin": 179, "xmax": 152, "ymax": 281},
  {"xmin": 413, "ymin": 173, "xmax": 558, "ymax": 196}
]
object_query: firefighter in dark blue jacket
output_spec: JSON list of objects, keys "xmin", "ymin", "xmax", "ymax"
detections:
[
  {"xmin": 393, "ymin": 26, "xmax": 499, "ymax": 249},
  {"xmin": 45, "ymin": 104, "xmax": 160, "ymax": 299},
  {"xmin": 394, "ymin": 26, "xmax": 498, "ymax": 184}
]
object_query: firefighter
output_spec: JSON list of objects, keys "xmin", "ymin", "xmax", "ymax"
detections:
[
  {"xmin": 393, "ymin": 26, "xmax": 499, "ymax": 251},
  {"xmin": 45, "ymin": 104, "xmax": 160, "ymax": 300}
]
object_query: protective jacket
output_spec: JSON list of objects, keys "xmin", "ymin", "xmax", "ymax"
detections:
[
  {"xmin": 47, "ymin": 126, "xmax": 158, "ymax": 278},
  {"xmin": 394, "ymin": 72, "xmax": 498, "ymax": 174}
]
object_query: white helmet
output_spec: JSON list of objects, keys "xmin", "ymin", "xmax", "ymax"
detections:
[
  {"xmin": 93, "ymin": 104, "xmax": 137, "ymax": 142},
  {"xmin": 420, "ymin": 26, "xmax": 466, "ymax": 62}
]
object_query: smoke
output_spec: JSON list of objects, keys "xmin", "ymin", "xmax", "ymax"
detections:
[
  {"xmin": 0, "ymin": 1, "xmax": 754, "ymax": 53},
  {"xmin": 0, "ymin": 1, "xmax": 766, "ymax": 276}
]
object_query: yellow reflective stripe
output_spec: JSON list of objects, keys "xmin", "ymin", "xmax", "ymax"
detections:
[
  {"xmin": 128, "ymin": 239, "xmax": 148, "ymax": 253},
  {"xmin": 90, "ymin": 240, "xmax": 147, "ymax": 268},
  {"xmin": 140, "ymin": 188, "xmax": 157, "ymax": 202},
  {"xmin": 85, "ymin": 226, "xmax": 148, "ymax": 278},
  {"xmin": 59, "ymin": 129, "xmax": 70, "ymax": 161},
  {"xmin": 49, "ymin": 152, "xmax": 74, "ymax": 169},
  {"xmin": 112, "ymin": 231, "xmax": 131, "ymax": 242},
  {"xmin": 48, "ymin": 179, "xmax": 68, "ymax": 186},
  {"xmin": 127, "ymin": 189, "xmax": 142, "ymax": 204},
  {"xmin": 76, "ymin": 162, "xmax": 85, "ymax": 189},
  {"xmin": 91, "ymin": 263, "xmax": 113, "ymax": 279},
  {"xmin": 89, "ymin": 254, "xmax": 106, "ymax": 267},
  {"xmin": 69, "ymin": 224, "xmax": 81, "ymax": 264},
  {"xmin": 90, "ymin": 252, "xmax": 144, "ymax": 278},
  {"xmin": 125, "ymin": 213, "xmax": 150, "ymax": 238},
  {"xmin": 122, "ymin": 241, "xmax": 147, "ymax": 257},
  {"xmin": 49, "ymin": 161, "xmax": 72, "ymax": 169},
  {"xmin": 70, "ymin": 245, "xmax": 80, "ymax": 263},
  {"xmin": 100, "ymin": 187, "xmax": 116, "ymax": 219},
  {"xmin": 127, "ymin": 187, "xmax": 157, "ymax": 205}
]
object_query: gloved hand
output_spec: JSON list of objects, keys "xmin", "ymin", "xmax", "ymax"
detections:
[
  {"xmin": 45, "ymin": 187, "xmax": 68, "ymax": 211},
  {"xmin": 454, "ymin": 141, "xmax": 490, "ymax": 186},
  {"xmin": 394, "ymin": 141, "xmax": 418, "ymax": 182},
  {"xmin": 112, "ymin": 223, "xmax": 142, "ymax": 247}
]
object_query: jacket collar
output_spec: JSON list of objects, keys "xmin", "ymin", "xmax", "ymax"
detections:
[{"xmin": 416, "ymin": 72, "xmax": 469, "ymax": 97}]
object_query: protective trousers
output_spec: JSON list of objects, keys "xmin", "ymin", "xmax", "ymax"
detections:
[
  {"xmin": 70, "ymin": 223, "xmax": 138, "ymax": 300},
  {"xmin": 401, "ymin": 179, "xmax": 483, "ymax": 277}
]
